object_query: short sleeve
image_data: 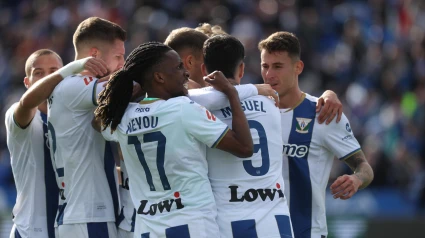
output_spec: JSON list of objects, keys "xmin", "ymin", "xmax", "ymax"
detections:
[
  {"xmin": 188, "ymin": 84, "xmax": 258, "ymax": 111},
  {"xmin": 181, "ymin": 101, "xmax": 229, "ymax": 148},
  {"xmin": 101, "ymin": 125, "xmax": 119, "ymax": 142},
  {"xmin": 321, "ymin": 113, "xmax": 361, "ymax": 160},
  {"xmin": 5, "ymin": 103, "xmax": 31, "ymax": 140},
  {"xmin": 56, "ymin": 75, "xmax": 105, "ymax": 110}
]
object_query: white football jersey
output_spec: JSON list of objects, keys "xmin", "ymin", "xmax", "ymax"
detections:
[
  {"xmin": 206, "ymin": 95, "xmax": 293, "ymax": 238},
  {"xmin": 47, "ymin": 74, "xmax": 119, "ymax": 225},
  {"xmin": 102, "ymin": 96, "xmax": 229, "ymax": 238},
  {"xmin": 281, "ymin": 93, "xmax": 361, "ymax": 238},
  {"xmin": 5, "ymin": 103, "xmax": 59, "ymax": 238},
  {"xmin": 117, "ymin": 160, "xmax": 136, "ymax": 232}
]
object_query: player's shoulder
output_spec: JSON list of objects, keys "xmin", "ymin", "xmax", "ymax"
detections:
[
  {"xmin": 244, "ymin": 95, "xmax": 276, "ymax": 106},
  {"xmin": 55, "ymin": 74, "xmax": 99, "ymax": 92},
  {"xmin": 167, "ymin": 96, "xmax": 193, "ymax": 104},
  {"xmin": 304, "ymin": 93, "xmax": 319, "ymax": 103},
  {"xmin": 5, "ymin": 102, "xmax": 19, "ymax": 117}
]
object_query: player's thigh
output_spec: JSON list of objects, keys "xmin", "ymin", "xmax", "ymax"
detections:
[
  {"xmin": 59, "ymin": 222, "xmax": 117, "ymax": 238},
  {"xmin": 117, "ymin": 228, "xmax": 134, "ymax": 238}
]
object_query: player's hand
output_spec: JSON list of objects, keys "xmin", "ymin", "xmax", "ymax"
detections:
[
  {"xmin": 255, "ymin": 84, "xmax": 279, "ymax": 107},
  {"xmin": 84, "ymin": 57, "xmax": 109, "ymax": 78},
  {"xmin": 203, "ymin": 71, "xmax": 236, "ymax": 95},
  {"xmin": 316, "ymin": 90, "xmax": 342, "ymax": 125},
  {"xmin": 330, "ymin": 174, "xmax": 362, "ymax": 200}
]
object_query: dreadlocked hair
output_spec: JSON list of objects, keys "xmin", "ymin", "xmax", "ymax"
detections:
[{"xmin": 95, "ymin": 42, "xmax": 173, "ymax": 132}]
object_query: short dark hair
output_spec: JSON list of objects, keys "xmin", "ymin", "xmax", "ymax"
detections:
[
  {"xmin": 73, "ymin": 17, "xmax": 127, "ymax": 52},
  {"xmin": 258, "ymin": 31, "xmax": 301, "ymax": 61},
  {"xmin": 203, "ymin": 34, "xmax": 245, "ymax": 79},
  {"xmin": 95, "ymin": 42, "xmax": 172, "ymax": 132},
  {"xmin": 164, "ymin": 27, "xmax": 208, "ymax": 56},
  {"xmin": 25, "ymin": 49, "xmax": 63, "ymax": 77}
]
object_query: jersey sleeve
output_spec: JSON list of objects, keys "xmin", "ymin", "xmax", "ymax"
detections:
[
  {"xmin": 56, "ymin": 75, "xmax": 105, "ymax": 110},
  {"xmin": 5, "ymin": 103, "xmax": 30, "ymax": 139},
  {"xmin": 320, "ymin": 113, "xmax": 362, "ymax": 160},
  {"xmin": 181, "ymin": 101, "xmax": 229, "ymax": 148},
  {"xmin": 188, "ymin": 84, "xmax": 258, "ymax": 111},
  {"xmin": 101, "ymin": 125, "xmax": 119, "ymax": 142}
]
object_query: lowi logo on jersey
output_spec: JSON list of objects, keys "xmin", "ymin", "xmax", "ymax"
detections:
[
  {"xmin": 229, "ymin": 183, "xmax": 284, "ymax": 202},
  {"xmin": 137, "ymin": 192, "xmax": 184, "ymax": 215},
  {"xmin": 295, "ymin": 117, "xmax": 312, "ymax": 134}
]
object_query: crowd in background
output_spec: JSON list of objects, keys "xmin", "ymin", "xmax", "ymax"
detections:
[{"xmin": 0, "ymin": 0, "xmax": 424, "ymax": 215}]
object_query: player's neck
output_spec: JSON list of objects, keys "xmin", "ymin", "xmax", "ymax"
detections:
[
  {"xmin": 38, "ymin": 101, "xmax": 48, "ymax": 115},
  {"xmin": 279, "ymin": 88, "xmax": 304, "ymax": 109},
  {"xmin": 145, "ymin": 91, "xmax": 170, "ymax": 101}
]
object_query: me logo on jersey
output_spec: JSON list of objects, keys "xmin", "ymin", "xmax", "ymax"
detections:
[
  {"xmin": 282, "ymin": 144, "xmax": 309, "ymax": 158},
  {"xmin": 295, "ymin": 117, "xmax": 312, "ymax": 134},
  {"xmin": 229, "ymin": 183, "xmax": 284, "ymax": 202},
  {"xmin": 137, "ymin": 192, "xmax": 184, "ymax": 216}
]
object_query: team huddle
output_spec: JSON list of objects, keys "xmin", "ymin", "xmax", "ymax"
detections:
[{"xmin": 5, "ymin": 17, "xmax": 373, "ymax": 238}]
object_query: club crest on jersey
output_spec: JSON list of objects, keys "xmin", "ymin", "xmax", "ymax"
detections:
[{"xmin": 295, "ymin": 118, "xmax": 312, "ymax": 134}]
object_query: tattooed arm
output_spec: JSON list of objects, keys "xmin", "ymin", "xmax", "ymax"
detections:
[{"xmin": 330, "ymin": 151, "xmax": 374, "ymax": 200}]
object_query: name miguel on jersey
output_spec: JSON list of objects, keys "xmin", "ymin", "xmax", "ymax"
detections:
[{"xmin": 220, "ymin": 100, "xmax": 267, "ymax": 118}]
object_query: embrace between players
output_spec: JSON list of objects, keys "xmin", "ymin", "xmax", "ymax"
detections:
[{"xmin": 6, "ymin": 17, "xmax": 373, "ymax": 238}]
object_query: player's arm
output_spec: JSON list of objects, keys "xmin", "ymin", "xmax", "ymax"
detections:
[
  {"xmin": 15, "ymin": 57, "xmax": 108, "ymax": 127},
  {"xmin": 330, "ymin": 151, "xmax": 374, "ymax": 200},
  {"xmin": 204, "ymin": 71, "xmax": 253, "ymax": 158},
  {"xmin": 316, "ymin": 90, "xmax": 343, "ymax": 125},
  {"xmin": 188, "ymin": 84, "xmax": 278, "ymax": 111}
]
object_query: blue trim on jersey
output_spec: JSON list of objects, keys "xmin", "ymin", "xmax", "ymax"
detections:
[
  {"xmin": 92, "ymin": 79, "xmax": 99, "ymax": 106},
  {"xmin": 56, "ymin": 202, "xmax": 67, "ymax": 226},
  {"xmin": 288, "ymin": 98, "xmax": 316, "ymax": 238},
  {"xmin": 14, "ymin": 227, "xmax": 22, "ymax": 238},
  {"xmin": 87, "ymin": 222, "xmax": 109, "ymax": 238},
  {"xmin": 131, "ymin": 209, "xmax": 136, "ymax": 232},
  {"xmin": 56, "ymin": 168, "xmax": 64, "ymax": 177},
  {"xmin": 339, "ymin": 148, "xmax": 361, "ymax": 160},
  {"xmin": 165, "ymin": 224, "xmax": 190, "ymax": 238},
  {"xmin": 141, "ymin": 233, "xmax": 150, "ymax": 238},
  {"xmin": 275, "ymin": 215, "xmax": 293, "ymax": 238},
  {"xmin": 116, "ymin": 206, "xmax": 125, "ymax": 227},
  {"xmin": 104, "ymin": 142, "xmax": 119, "ymax": 223},
  {"xmin": 40, "ymin": 113, "xmax": 59, "ymax": 238},
  {"xmin": 211, "ymin": 127, "xmax": 229, "ymax": 148},
  {"xmin": 231, "ymin": 220, "xmax": 258, "ymax": 238}
]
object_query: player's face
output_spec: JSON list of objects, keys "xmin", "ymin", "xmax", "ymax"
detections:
[
  {"xmin": 99, "ymin": 39, "xmax": 125, "ymax": 74},
  {"xmin": 261, "ymin": 50, "xmax": 301, "ymax": 97},
  {"xmin": 25, "ymin": 54, "xmax": 63, "ymax": 88},
  {"xmin": 160, "ymin": 50, "xmax": 190, "ymax": 97}
]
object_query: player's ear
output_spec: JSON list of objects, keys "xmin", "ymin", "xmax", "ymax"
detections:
[
  {"xmin": 153, "ymin": 72, "xmax": 165, "ymax": 84},
  {"xmin": 201, "ymin": 63, "xmax": 208, "ymax": 76},
  {"xmin": 238, "ymin": 62, "xmax": 245, "ymax": 80},
  {"xmin": 23, "ymin": 77, "xmax": 30, "ymax": 89},
  {"xmin": 295, "ymin": 60, "xmax": 304, "ymax": 75},
  {"xmin": 89, "ymin": 47, "xmax": 99, "ymax": 58},
  {"xmin": 182, "ymin": 55, "xmax": 193, "ymax": 70}
]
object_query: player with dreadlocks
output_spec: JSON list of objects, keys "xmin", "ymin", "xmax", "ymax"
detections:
[{"xmin": 94, "ymin": 42, "xmax": 254, "ymax": 237}]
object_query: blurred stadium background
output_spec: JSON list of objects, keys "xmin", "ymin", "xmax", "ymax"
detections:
[{"xmin": 0, "ymin": 0, "xmax": 424, "ymax": 237}]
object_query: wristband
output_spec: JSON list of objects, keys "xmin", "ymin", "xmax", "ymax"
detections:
[{"xmin": 57, "ymin": 57, "xmax": 91, "ymax": 78}]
